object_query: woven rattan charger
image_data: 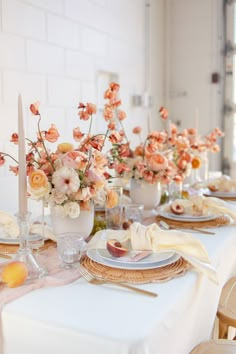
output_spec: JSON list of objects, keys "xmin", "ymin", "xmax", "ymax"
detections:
[
  {"xmin": 81, "ymin": 254, "xmax": 191, "ymax": 284},
  {"xmin": 0, "ymin": 239, "xmax": 56, "ymax": 255},
  {"xmin": 156, "ymin": 214, "xmax": 230, "ymax": 230}
]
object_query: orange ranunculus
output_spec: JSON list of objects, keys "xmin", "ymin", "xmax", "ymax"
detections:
[
  {"xmin": 45, "ymin": 124, "xmax": 60, "ymax": 143},
  {"xmin": 191, "ymin": 156, "xmax": 202, "ymax": 169},
  {"xmin": 29, "ymin": 170, "xmax": 48, "ymax": 189},
  {"xmin": 30, "ymin": 101, "xmax": 40, "ymax": 115},
  {"xmin": 105, "ymin": 189, "xmax": 119, "ymax": 209},
  {"xmin": 57, "ymin": 142, "xmax": 74, "ymax": 153}
]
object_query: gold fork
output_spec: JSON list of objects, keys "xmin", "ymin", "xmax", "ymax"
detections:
[
  {"xmin": 79, "ymin": 266, "xmax": 158, "ymax": 298},
  {"xmin": 159, "ymin": 220, "xmax": 215, "ymax": 235}
]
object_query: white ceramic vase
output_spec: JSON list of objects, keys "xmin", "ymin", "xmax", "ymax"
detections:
[
  {"xmin": 50, "ymin": 203, "xmax": 94, "ymax": 240},
  {"xmin": 129, "ymin": 179, "xmax": 161, "ymax": 210}
]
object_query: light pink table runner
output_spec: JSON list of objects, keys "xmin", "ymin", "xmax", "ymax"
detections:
[{"xmin": 0, "ymin": 247, "xmax": 82, "ymax": 354}]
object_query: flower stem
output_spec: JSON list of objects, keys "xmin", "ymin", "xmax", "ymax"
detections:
[{"xmin": 37, "ymin": 114, "xmax": 55, "ymax": 171}]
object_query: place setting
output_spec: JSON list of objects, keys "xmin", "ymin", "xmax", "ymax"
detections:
[{"xmin": 156, "ymin": 195, "xmax": 234, "ymax": 231}]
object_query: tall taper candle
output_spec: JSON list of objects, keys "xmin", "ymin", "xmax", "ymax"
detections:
[{"xmin": 18, "ymin": 94, "xmax": 28, "ymax": 219}]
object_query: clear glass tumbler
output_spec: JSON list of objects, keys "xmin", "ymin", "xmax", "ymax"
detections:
[
  {"xmin": 124, "ymin": 203, "xmax": 144, "ymax": 223},
  {"xmin": 57, "ymin": 232, "xmax": 84, "ymax": 269},
  {"xmin": 105, "ymin": 185, "xmax": 123, "ymax": 230}
]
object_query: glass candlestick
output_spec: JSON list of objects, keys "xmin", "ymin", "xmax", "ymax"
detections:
[{"xmin": 15, "ymin": 212, "xmax": 48, "ymax": 279}]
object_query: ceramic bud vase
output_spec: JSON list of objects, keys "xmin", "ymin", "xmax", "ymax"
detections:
[
  {"xmin": 130, "ymin": 179, "xmax": 161, "ymax": 215},
  {"xmin": 51, "ymin": 203, "xmax": 94, "ymax": 240}
]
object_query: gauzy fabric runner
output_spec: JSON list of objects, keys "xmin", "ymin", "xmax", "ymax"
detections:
[{"xmin": 0, "ymin": 247, "xmax": 82, "ymax": 354}]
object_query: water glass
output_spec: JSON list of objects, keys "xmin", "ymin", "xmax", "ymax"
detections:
[
  {"xmin": 105, "ymin": 186, "xmax": 123, "ymax": 230},
  {"xmin": 124, "ymin": 204, "xmax": 144, "ymax": 223},
  {"xmin": 57, "ymin": 233, "xmax": 84, "ymax": 269}
]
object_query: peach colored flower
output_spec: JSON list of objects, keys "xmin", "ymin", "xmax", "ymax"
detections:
[
  {"xmin": 9, "ymin": 166, "xmax": 18, "ymax": 175},
  {"xmin": 89, "ymin": 135, "xmax": 104, "ymax": 151},
  {"xmin": 103, "ymin": 105, "xmax": 114, "ymax": 121},
  {"xmin": 0, "ymin": 155, "xmax": 5, "ymax": 166},
  {"xmin": 105, "ymin": 189, "xmax": 119, "ymax": 209},
  {"xmin": 115, "ymin": 162, "xmax": 130, "ymax": 174},
  {"xmin": 57, "ymin": 143, "xmax": 74, "ymax": 153},
  {"xmin": 159, "ymin": 106, "xmax": 168, "ymax": 120},
  {"xmin": 45, "ymin": 124, "xmax": 60, "ymax": 143},
  {"xmin": 79, "ymin": 110, "xmax": 90, "ymax": 120},
  {"xmin": 108, "ymin": 121, "xmax": 116, "ymax": 130},
  {"xmin": 134, "ymin": 145, "xmax": 144, "ymax": 156},
  {"xmin": 104, "ymin": 88, "xmax": 117, "ymax": 101},
  {"xmin": 73, "ymin": 127, "xmax": 84, "ymax": 141},
  {"xmin": 10, "ymin": 133, "xmax": 18, "ymax": 144},
  {"xmin": 86, "ymin": 103, "xmax": 97, "ymax": 115},
  {"xmin": 110, "ymin": 82, "xmax": 120, "ymax": 91},
  {"xmin": 118, "ymin": 110, "xmax": 126, "ymax": 121},
  {"xmin": 146, "ymin": 153, "xmax": 168, "ymax": 171},
  {"xmin": 109, "ymin": 131, "xmax": 122, "ymax": 144},
  {"xmin": 29, "ymin": 169, "xmax": 48, "ymax": 189},
  {"xmin": 187, "ymin": 128, "xmax": 197, "ymax": 136},
  {"xmin": 30, "ymin": 101, "xmax": 40, "ymax": 115},
  {"xmin": 132, "ymin": 126, "xmax": 141, "ymax": 134}
]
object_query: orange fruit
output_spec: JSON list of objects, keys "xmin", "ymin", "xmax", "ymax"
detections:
[
  {"xmin": 191, "ymin": 156, "xmax": 202, "ymax": 169},
  {"xmin": 1, "ymin": 261, "xmax": 28, "ymax": 288}
]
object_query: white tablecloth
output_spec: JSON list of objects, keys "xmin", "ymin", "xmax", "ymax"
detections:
[{"xmin": 2, "ymin": 224, "xmax": 236, "ymax": 354}]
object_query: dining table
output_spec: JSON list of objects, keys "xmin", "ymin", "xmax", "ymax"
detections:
[{"xmin": 1, "ymin": 210, "xmax": 236, "ymax": 354}]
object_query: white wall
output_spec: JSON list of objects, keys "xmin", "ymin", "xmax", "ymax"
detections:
[
  {"xmin": 0, "ymin": 0, "xmax": 165, "ymax": 214},
  {"xmin": 165, "ymin": 0, "xmax": 225, "ymax": 171}
]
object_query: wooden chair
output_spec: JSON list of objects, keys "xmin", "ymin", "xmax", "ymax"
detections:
[
  {"xmin": 190, "ymin": 339, "xmax": 236, "ymax": 353},
  {"xmin": 217, "ymin": 276, "xmax": 236, "ymax": 339}
]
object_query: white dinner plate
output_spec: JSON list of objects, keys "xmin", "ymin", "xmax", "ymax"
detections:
[
  {"xmin": 159, "ymin": 209, "xmax": 218, "ymax": 222},
  {"xmin": 87, "ymin": 249, "xmax": 180, "ymax": 270},
  {"xmin": 204, "ymin": 190, "xmax": 236, "ymax": 198},
  {"xmin": 0, "ymin": 233, "xmax": 44, "ymax": 245}
]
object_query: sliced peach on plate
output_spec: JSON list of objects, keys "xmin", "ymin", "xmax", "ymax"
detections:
[
  {"xmin": 106, "ymin": 239, "xmax": 128, "ymax": 258},
  {"xmin": 170, "ymin": 201, "xmax": 185, "ymax": 215}
]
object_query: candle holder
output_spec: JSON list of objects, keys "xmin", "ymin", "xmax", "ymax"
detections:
[{"xmin": 15, "ymin": 213, "xmax": 48, "ymax": 279}]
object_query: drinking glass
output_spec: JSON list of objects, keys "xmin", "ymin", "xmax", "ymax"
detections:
[
  {"xmin": 57, "ymin": 232, "xmax": 84, "ymax": 269},
  {"xmin": 105, "ymin": 186, "xmax": 123, "ymax": 230},
  {"xmin": 124, "ymin": 203, "xmax": 144, "ymax": 223}
]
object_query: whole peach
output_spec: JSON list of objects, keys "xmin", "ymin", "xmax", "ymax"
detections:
[{"xmin": 1, "ymin": 261, "xmax": 28, "ymax": 288}]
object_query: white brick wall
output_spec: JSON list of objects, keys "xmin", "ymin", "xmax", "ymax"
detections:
[
  {"xmin": 2, "ymin": 0, "xmax": 46, "ymax": 39},
  {"xmin": 0, "ymin": 0, "xmax": 162, "ymax": 213}
]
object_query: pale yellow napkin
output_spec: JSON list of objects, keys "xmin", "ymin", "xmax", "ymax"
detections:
[
  {"xmin": 87, "ymin": 222, "xmax": 218, "ymax": 283},
  {"xmin": 165, "ymin": 195, "xmax": 236, "ymax": 222}
]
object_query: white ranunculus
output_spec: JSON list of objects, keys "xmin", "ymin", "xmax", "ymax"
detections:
[
  {"xmin": 64, "ymin": 202, "xmax": 80, "ymax": 218},
  {"xmin": 52, "ymin": 167, "xmax": 80, "ymax": 195},
  {"xmin": 28, "ymin": 182, "xmax": 51, "ymax": 200}
]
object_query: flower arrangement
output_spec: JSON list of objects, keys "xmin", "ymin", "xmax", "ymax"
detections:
[{"xmin": 0, "ymin": 83, "xmax": 129, "ymax": 219}]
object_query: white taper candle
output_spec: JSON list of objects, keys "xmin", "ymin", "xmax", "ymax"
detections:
[{"xmin": 18, "ymin": 94, "xmax": 28, "ymax": 219}]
